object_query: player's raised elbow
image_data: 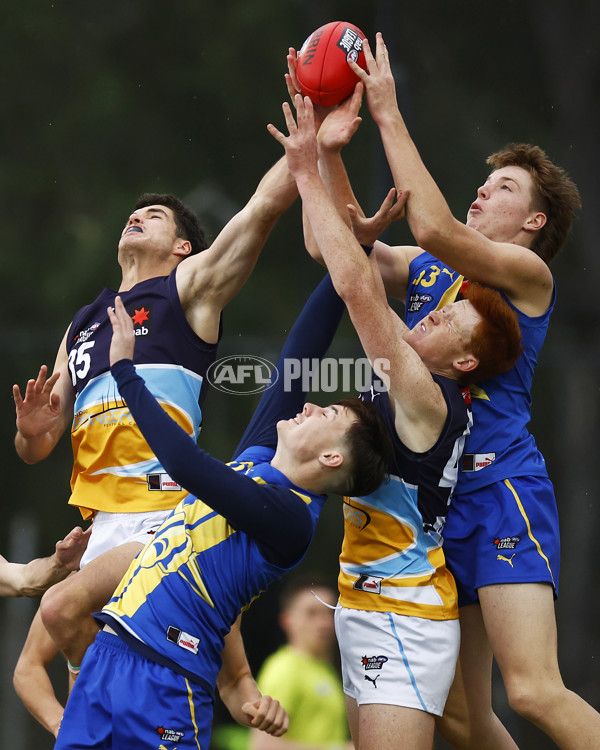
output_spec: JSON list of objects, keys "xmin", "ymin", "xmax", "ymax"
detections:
[
  {"xmin": 411, "ymin": 217, "xmax": 456, "ymax": 253},
  {"xmin": 249, "ymin": 180, "xmax": 297, "ymax": 225}
]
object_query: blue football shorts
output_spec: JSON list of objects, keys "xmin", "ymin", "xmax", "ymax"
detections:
[
  {"xmin": 442, "ymin": 475, "xmax": 560, "ymax": 607},
  {"xmin": 55, "ymin": 630, "xmax": 213, "ymax": 749}
]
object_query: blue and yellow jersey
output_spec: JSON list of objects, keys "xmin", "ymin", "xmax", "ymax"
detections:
[
  {"xmin": 98, "ymin": 273, "xmax": 349, "ymax": 692},
  {"xmin": 66, "ymin": 270, "xmax": 219, "ymax": 518},
  {"xmin": 339, "ymin": 374, "xmax": 470, "ymax": 620},
  {"xmin": 100, "ymin": 359, "xmax": 326, "ymax": 693},
  {"xmin": 406, "ymin": 251, "xmax": 554, "ymax": 492}
]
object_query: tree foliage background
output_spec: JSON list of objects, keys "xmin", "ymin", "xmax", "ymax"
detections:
[{"xmin": 1, "ymin": 2, "xmax": 598, "ymax": 748}]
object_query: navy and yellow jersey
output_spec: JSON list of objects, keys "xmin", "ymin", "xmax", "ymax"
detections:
[
  {"xmin": 66, "ymin": 270, "xmax": 219, "ymax": 518},
  {"xmin": 99, "ymin": 273, "xmax": 346, "ymax": 691},
  {"xmin": 406, "ymin": 251, "xmax": 554, "ymax": 492},
  {"xmin": 339, "ymin": 372, "xmax": 471, "ymax": 620}
]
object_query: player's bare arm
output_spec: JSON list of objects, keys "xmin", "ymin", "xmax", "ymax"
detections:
[
  {"xmin": 0, "ymin": 526, "xmax": 89, "ymax": 598},
  {"xmin": 346, "ymin": 191, "xmax": 423, "ymax": 303},
  {"xmin": 14, "ymin": 327, "xmax": 75, "ymax": 464},
  {"xmin": 13, "ymin": 608, "xmax": 64, "ymax": 737},
  {"xmin": 174, "ymin": 156, "xmax": 297, "ymax": 344},
  {"xmin": 350, "ymin": 33, "xmax": 553, "ymax": 316},
  {"xmin": 269, "ymin": 95, "xmax": 448, "ymax": 453},
  {"xmin": 295, "ymin": 78, "xmax": 417, "ymax": 302},
  {"xmin": 218, "ymin": 616, "xmax": 289, "ymax": 736}
]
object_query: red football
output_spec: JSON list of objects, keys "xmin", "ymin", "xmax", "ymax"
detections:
[{"xmin": 296, "ymin": 21, "xmax": 367, "ymax": 107}]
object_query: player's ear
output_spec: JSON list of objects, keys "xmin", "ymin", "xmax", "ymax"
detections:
[
  {"xmin": 173, "ymin": 238, "xmax": 192, "ymax": 258},
  {"xmin": 319, "ymin": 451, "xmax": 344, "ymax": 469},
  {"xmin": 523, "ymin": 211, "xmax": 547, "ymax": 233},
  {"xmin": 453, "ymin": 355, "xmax": 478, "ymax": 374}
]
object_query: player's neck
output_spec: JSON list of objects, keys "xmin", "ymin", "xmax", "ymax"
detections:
[
  {"xmin": 118, "ymin": 252, "xmax": 178, "ymax": 292},
  {"xmin": 270, "ymin": 452, "xmax": 324, "ymax": 495}
]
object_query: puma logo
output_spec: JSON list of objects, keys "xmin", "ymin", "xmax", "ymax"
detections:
[
  {"xmin": 364, "ymin": 674, "xmax": 380, "ymax": 688},
  {"xmin": 497, "ymin": 554, "xmax": 516, "ymax": 567}
]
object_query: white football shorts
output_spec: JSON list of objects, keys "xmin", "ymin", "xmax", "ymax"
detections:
[
  {"xmin": 335, "ymin": 605, "xmax": 460, "ymax": 716},
  {"xmin": 79, "ymin": 509, "xmax": 171, "ymax": 568}
]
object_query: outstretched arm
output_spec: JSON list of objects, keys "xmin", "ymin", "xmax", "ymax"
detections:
[
  {"xmin": 268, "ymin": 96, "xmax": 448, "ymax": 453},
  {"xmin": 302, "ymin": 81, "xmax": 416, "ymax": 302},
  {"xmin": 233, "ymin": 272, "xmax": 345, "ymax": 457},
  {"xmin": 218, "ymin": 616, "xmax": 289, "ymax": 736},
  {"xmin": 350, "ymin": 34, "xmax": 553, "ymax": 315},
  {"xmin": 13, "ymin": 328, "xmax": 75, "ymax": 464},
  {"xmin": 0, "ymin": 526, "xmax": 90, "ymax": 597},
  {"xmin": 175, "ymin": 156, "xmax": 298, "ymax": 343}
]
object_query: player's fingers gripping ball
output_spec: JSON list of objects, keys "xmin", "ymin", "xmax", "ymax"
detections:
[{"xmin": 296, "ymin": 21, "xmax": 367, "ymax": 107}]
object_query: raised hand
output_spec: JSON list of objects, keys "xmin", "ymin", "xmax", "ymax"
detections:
[
  {"xmin": 267, "ymin": 95, "xmax": 319, "ymax": 179},
  {"xmin": 317, "ymin": 83, "xmax": 363, "ymax": 153},
  {"xmin": 347, "ymin": 32, "xmax": 399, "ymax": 124},
  {"xmin": 107, "ymin": 295, "xmax": 135, "ymax": 365},
  {"xmin": 348, "ymin": 188, "xmax": 409, "ymax": 246},
  {"xmin": 13, "ymin": 366, "xmax": 63, "ymax": 439}
]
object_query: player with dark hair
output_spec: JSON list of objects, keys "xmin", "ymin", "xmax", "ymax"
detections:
[
  {"xmin": 268, "ymin": 93, "xmax": 522, "ymax": 750},
  {"xmin": 12, "ymin": 158, "xmax": 296, "ymax": 676},
  {"xmin": 133, "ymin": 192, "xmax": 208, "ymax": 256},
  {"xmin": 53, "ymin": 265, "xmax": 393, "ymax": 749},
  {"xmin": 338, "ymin": 33, "xmax": 597, "ymax": 749}
]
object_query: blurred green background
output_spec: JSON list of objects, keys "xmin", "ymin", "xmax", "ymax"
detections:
[{"xmin": 1, "ymin": 2, "xmax": 598, "ymax": 748}]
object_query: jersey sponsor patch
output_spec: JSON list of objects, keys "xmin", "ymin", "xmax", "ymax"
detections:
[
  {"xmin": 147, "ymin": 473, "xmax": 182, "ymax": 491},
  {"xmin": 353, "ymin": 574, "xmax": 383, "ymax": 594},
  {"xmin": 462, "ymin": 452, "xmax": 496, "ymax": 472},
  {"xmin": 166, "ymin": 626, "xmax": 199, "ymax": 654}
]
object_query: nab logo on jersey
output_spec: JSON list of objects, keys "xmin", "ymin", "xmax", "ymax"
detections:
[{"xmin": 129, "ymin": 304, "xmax": 152, "ymax": 337}]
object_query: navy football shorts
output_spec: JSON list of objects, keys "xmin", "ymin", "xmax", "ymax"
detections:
[
  {"xmin": 443, "ymin": 475, "xmax": 560, "ymax": 607},
  {"xmin": 55, "ymin": 630, "xmax": 213, "ymax": 749}
]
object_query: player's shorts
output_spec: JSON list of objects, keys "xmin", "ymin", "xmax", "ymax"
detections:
[
  {"xmin": 54, "ymin": 629, "xmax": 213, "ymax": 750},
  {"xmin": 443, "ymin": 475, "xmax": 560, "ymax": 607},
  {"xmin": 79, "ymin": 509, "xmax": 171, "ymax": 568},
  {"xmin": 334, "ymin": 606, "xmax": 460, "ymax": 716}
]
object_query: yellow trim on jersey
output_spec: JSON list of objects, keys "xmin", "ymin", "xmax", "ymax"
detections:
[
  {"xmin": 469, "ymin": 384, "xmax": 490, "ymax": 401},
  {"xmin": 227, "ymin": 464, "xmax": 314, "ymax": 506},
  {"xmin": 434, "ymin": 275, "xmax": 465, "ymax": 310},
  {"xmin": 504, "ymin": 479, "xmax": 555, "ymax": 585},
  {"xmin": 106, "ymin": 500, "xmax": 233, "ymax": 619}
]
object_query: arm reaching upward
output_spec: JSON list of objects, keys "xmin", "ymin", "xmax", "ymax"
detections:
[
  {"xmin": 268, "ymin": 96, "xmax": 448, "ymax": 453},
  {"xmin": 175, "ymin": 157, "xmax": 298, "ymax": 343},
  {"xmin": 349, "ymin": 34, "xmax": 553, "ymax": 315}
]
